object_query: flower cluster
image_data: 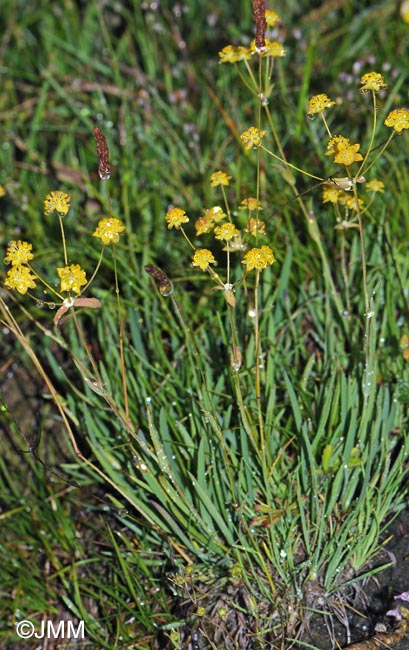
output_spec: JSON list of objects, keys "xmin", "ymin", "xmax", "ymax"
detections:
[
  {"xmin": 4, "ymin": 240, "xmax": 34, "ymax": 266},
  {"xmin": 307, "ymin": 93, "xmax": 336, "ymax": 116},
  {"xmin": 164, "ymin": 167, "xmax": 276, "ymax": 281},
  {"xmin": 249, "ymin": 38, "xmax": 285, "ymax": 58},
  {"xmin": 192, "ymin": 249, "xmax": 216, "ymax": 271},
  {"xmin": 4, "ymin": 240, "xmax": 37, "ymax": 295},
  {"xmin": 365, "ymin": 179, "xmax": 385, "ymax": 193},
  {"xmin": 214, "ymin": 222, "xmax": 240, "ymax": 242},
  {"xmin": 265, "ymin": 10, "xmax": 280, "ymax": 26},
  {"xmin": 195, "ymin": 207, "xmax": 226, "ymax": 236},
  {"xmin": 57, "ymin": 264, "xmax": 87, "ymax": 294},
  {"xmin": 93, "ymin": 218, "xmax": 125, "ymax": 245},
  {"xmin": 384, "ymin": 108, "xmax": 409, "ymax": 133},
  {"xmin": 4, "ymin": 263, "xmax": 37, "ymax": 295},
  {"xmin": 210, "ymin": 171, "xmax": 232, "ymax": 187},
  {"xmin": 245, "ymin": 218, "xmax": 266, "ymax": 235},
  {"xmin": 218, "ymin": 45, "xmax": 252, "ymax": 64},
  {"xmin": 326, "ymin": 136, "xmax": 363, "ymax": 166},
  {"xmin": 239, "ymin": 197, "xmax": 262, "ymax": 211},
  {"xmin": 240, "ymin": 127, "xmax": 266, "ymax": 150},
  {"xmin": 165, "ymin": 207, "xmax": 189, "ymax": 229},
  {"xmin": 218, "ymin": 8, "xmax": 285, "ymax": 66},
  {"xmin": 44, "ymin": 191, "xmax": 71, "ymax": 216},
  {"xmin": 4, "ymin": 185, "xmax": 126, "ymax": 303},
  {"xmin": 242, "ymin": 246, "xmax": 275, "ymax": 271},
  {"xmin": 359, "ymin": 72, "xmax": 387, "ymax": 93}
]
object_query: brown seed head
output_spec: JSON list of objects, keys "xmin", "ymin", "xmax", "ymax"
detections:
[
  {"xmin": 93, "ymin": 126, "xmax": 111, "ymax": 180},
  {"xmin": 144, "ymin": 264, "xmax": 173, "ymax": 297},
  {"xmin": 253, "ymin": 0, "xmax": 267, "ymax": 51}
]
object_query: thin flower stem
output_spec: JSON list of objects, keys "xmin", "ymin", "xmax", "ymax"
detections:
[
  {"xmin": 180, "ymin": 227, "xmax": 196, "ymax": 251},
  {"xmin": 221, "ymin": 186, "xmax": 232, "ymax": 221},
  {"xmin": 170, "ymin": 292, "xmax": 240, "ymax": 504},
  {"xmin": 254, "ymin": 60, "xmax": 266, "ymax": 450},
  {"xmin": 359, "ymin": 131, "xmax": 395, "ymax": 177},
  {"xmin": 207, "ymin": 266, "xmax": 227, "ymax": 289},
  {"xmin": 260, "ymin": 143, "xmax": 324, "ymax": 182},
  {"xmin": 227, "ymin": 306, "xmax": 260, "ymax": 450},
  {"xmin": 226, "ymin": 246, "xmax": 231, "ymax": 285},
  {"xmin": 113, "ymin": 247, "xmax": 130, "ymax": 426},
  {"xmin": 339, "ymin": 230, "xmax": 352, "ymax": 314},
  {"xmin": 242, "ymin": 59, "xmax": 261, "ymax": 95},
  {"xmin": 353, "ymin": 183, "xmax": 373, "ymax": 406},
  {"xmin": 356, "ymin": 90, "xmax": 377, "ymax": 178},
  {"xmin": 58, "ymin": 215, "xmax": 68, "ymax": 266},
  {"xmin": 320, "ymin": 113, "xmax": 333, "ymax": 138},
  {"xmin": 27, "ymin": 264, "xmax": 63, "ymax": 302},
  {"xmin": 261, "ymin": 111, "xmax": 345, "ymax": 318},
  {"xmin": 253, "ymin": 269, "xmax": 265, "ymax": 451},
  {"xmin": 83, "ymin": 247, "xmax": 105, "ymax": 293}
]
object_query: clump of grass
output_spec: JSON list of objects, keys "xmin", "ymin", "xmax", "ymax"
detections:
[{"xmin": 1, "ymin": 2, "xmax": 409, "ymax": 648}]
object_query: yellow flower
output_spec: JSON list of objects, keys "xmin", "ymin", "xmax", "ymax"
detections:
[
  {"xmin": 359, "ymin": 72, "xmax": 387, "ymax": 93},
  {"xmin": 239, "ymin": 197, "xmax": 262, "ymax": 211},
  {"xmin": 192, "ymin": 249, "xmax": 216, "ymax": 271},
  {"xmin": 265, "ymin": 40, "xmax": 285, "ymax": 57},
  {"xmin": 250, "ymin": 38, "xmax": 285, "ymax": 57},
  {"xmin": 165, "ymin": 207, "xmax": 189, "ymax": 229},
  {"xmin": 4, "ymin": 265, "xmax": 37, "ymax": 295},
  {"xmin": 5, "ymin": 240, "xmax": 34, "ymax": 266},
  {"xmin": 57, "ymin": 264, "xmax": 87, "ymax": 294},
  {"xmin": 93, "ymin": 218, "xmax": 125, "ymax": 245},
  {"xmin": 326, "ymin": 135, "xmax": 349, "ymax": 154},
  {"xmin": 307, "ymin": 93, "xmax": 336, "ymax": 116},
  {"xmin": 265, "ymin": 10, "xmax": 280, "ymax": 26},
  {"xmin": 241, "ymin": 246, "xmax": 275, "ymax": 271},
  {"xmin": 44, "ymin": 191, "xmax": 71, "ymax": 216},
  {"xmin": 214, "ymin": 222, "xmax": 240, "ymax": 241},
  {"xmin": 210, "ymin": 171, "xmax": 232, "ymax": 187},
  {"xmin": 384, "ymin": 108, "xmax": 409, "ymax": 133},
  {"xmin": 366, "ymin": 179, "xmax": 385, "ymax": 193},
  {"xmin": 335, "ymin": 144, "xmax": 363, "ymax": 165},
  {"xmin": 195, "ymin": 207, "xmax": 227, "ymax": 235},
  {"xmin": 204, "ymin": 206, "xmax": 226, "ymax": 223},
  {"xmin": 0, "ymin": 185, "xmax": 6, "ymax": 197},
  {"xmin": 326, "ymin": 136, "xmax": 363, "ymax": 166},
  {"xmin": 245, "ymin": 218, "xmax": 266, "ymax": 235},
  {"xmin": 322, "ymin": 186, "xmax": 343, "ymax": 204},
  {"xmin": 343, "ymin": 196, "xmax": 364, "ymax": 212},
  {"xmin": 218, "ymin": 45, "xmax": 252, "ymax": 63},
  {"xmin": 240, "ymin": 127, "xmax": 266, "ymax": 150},
  {"xmin": 195, "ymin": 215, "xmax": 214, "ymax": 236}
]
